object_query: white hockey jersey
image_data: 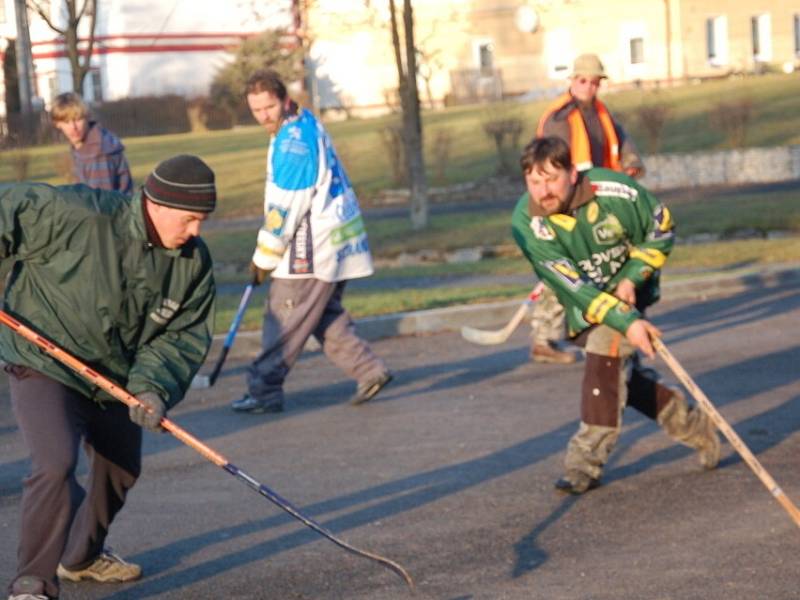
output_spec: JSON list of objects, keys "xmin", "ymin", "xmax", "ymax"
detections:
[{"xmin": 252, "ymin": 108, "xmax": 374, "ymax": 282}]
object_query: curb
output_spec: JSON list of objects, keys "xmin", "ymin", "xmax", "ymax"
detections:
[{"xmin": 224, "ymin": 264, "xmax": 800, "ymax": 345}]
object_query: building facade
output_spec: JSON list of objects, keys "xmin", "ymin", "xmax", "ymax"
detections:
[
  {"xmin": 1, "ymin": 0, "xmax": 798, "ymax": 121},
  {"xmin": 0, "ymin": 0, "xmax": 292, "ymax": 118},
  {"xmin": 305, "ymin": 0, "xmax": 800, "ymax": 115}
]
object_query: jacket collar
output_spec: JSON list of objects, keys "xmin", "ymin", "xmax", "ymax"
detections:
[{"xmin": 125, "ymin": 191, "xmax": 182, "ymax": 256}]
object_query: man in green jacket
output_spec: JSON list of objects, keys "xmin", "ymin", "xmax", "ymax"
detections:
[
  {"xmin": 511, "ymin": 136, "xmax": 719, "ymax": 494},
  {"xmin": 1, "ymin": 155, "xmax": 217, "ymax": 600}
]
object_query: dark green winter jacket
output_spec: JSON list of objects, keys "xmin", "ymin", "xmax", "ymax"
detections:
[
  {"xmin": 0, "ymin": 183, "xmax": 216, "ymax": 407},
  {"xmin": 511, "ymin": 167, "xmax": 674, "ymax": 337}
]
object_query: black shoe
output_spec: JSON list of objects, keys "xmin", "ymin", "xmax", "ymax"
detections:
[
  {"xmin": 554, "ymin": 474, "xmax": 600, "ymax": 495},
  {"xmin": 230, "ymin": 394, "xmax": 283, "ymax": 414},
  {"xmin": 350, "ymin": 371, "xmax": 393, "ymax": 406}
]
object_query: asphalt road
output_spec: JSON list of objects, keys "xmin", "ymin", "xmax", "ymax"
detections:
[{"xmin": 1, "ymin": 281, "xmax": 799, "ymax": 599}]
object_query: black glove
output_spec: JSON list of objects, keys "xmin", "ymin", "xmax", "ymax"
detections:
[
  {"xmin": 249, "ymin": 261, "xmax": 270, "ymax": 286},
  {"xmin": 129, "ymin": 392, "xmax": 166, "ymax": 433}
]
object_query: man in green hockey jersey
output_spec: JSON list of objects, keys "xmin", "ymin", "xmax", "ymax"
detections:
[{"xmin": 511, "ymin": 136, "xmax": 720, "ymax": 494}]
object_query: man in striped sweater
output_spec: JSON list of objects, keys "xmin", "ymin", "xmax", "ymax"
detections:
[{"xmin": 51, "ymin": 92, "xmax": 133, "ymax": 194}]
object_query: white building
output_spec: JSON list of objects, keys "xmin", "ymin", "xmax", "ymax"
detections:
[{"xmin": 0, "ymin": 0, "xmax": 293, "ymax": 117}]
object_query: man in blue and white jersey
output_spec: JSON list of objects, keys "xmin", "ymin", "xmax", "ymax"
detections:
[{"xmin": 231, "ymin": 69, "xmax": 392, "ymax": 414}]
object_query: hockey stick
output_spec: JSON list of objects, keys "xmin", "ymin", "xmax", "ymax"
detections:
[
  {"xmin": 460, "ymin": 282, "xmax": 545, "ymax": 345},
  {"xmin": 191, "ymin": 283, "xmax": 254, "ymax": 389},
  {"xmin": 0, "ymin": 309, "xmax": 415, "ymax": 591},
  {"xmin": 654, "ymin": 337, "xmax": 800, "ymax": 528}
]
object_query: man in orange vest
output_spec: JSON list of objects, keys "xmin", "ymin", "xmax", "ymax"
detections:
[
  {"xmin": 537, "ymin": 53, "xmax": 644, "ymax": 176},
  {"xmin": 528, "ymin": 53, "xmax": 645, "ymax": 364}
]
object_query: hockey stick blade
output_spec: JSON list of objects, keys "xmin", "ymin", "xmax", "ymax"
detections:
[
  {"xmin": 190, "ymin": 374, "xmax": 211, "ymax": 389},
  {"xmin": 190, "ymin": 283, "xmax": 254, "ymax": 390},
  {"xmin": 460, "ymin": 282, "xmax": 545, "ymax": 346},
  {"xmin": 460, "ymin": 303, "xmax": 530, "ymax": 345}
]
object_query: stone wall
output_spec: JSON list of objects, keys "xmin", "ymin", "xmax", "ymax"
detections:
[
  {"xmin": 640, "ymin": 145, "xmax": 800, "ymax": 191},
  {"xmin": 370, "ymin": 145, "xmax": 800, "ymax": 206}
]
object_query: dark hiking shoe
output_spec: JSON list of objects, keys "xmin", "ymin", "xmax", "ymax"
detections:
[
  {"xmin": 554, "ymin": 472, "xmax": 600, "ymax": 495},
  {"xmin": 57, "ymin": 549, "xmax": 141, "ymax": 583},
  {"xmin": 531, "ymin": 342, "xmax": 577, "ymax": 364},
  {"xmin": 350, "ymin": 371, "xmax": 393, "ymax": 406},
  {"xmin": 230, "ymin": 394, "xmax": 283, "ymax": 414}
]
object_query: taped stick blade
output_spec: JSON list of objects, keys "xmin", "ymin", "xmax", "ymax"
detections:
[
  {"xmin": 190, "ymin": 374, "xmax": 211, "ymax": 389},
  {"xmin": 460, "ymin": 325, "xmax": 512, "ymax": 345}
]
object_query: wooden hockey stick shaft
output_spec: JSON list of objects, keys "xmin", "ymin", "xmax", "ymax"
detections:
[
  {"xmin": 0, "ymin": 309, "xmax": 415, "ymax": 590},
  {"xmin": 654, "ymin": 337, "xmax": 800, "ymax": 528}
]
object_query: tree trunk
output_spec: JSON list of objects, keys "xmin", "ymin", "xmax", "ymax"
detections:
[
  {"xmin": 388, "ymin": 0, "xmax": 428, "ymax": 230},
  {"xmin": 402, "ymin": 0, "xmax": 427, "ymax": 230}
]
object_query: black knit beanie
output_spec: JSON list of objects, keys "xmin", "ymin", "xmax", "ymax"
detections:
[{"xmin": 144, "ymin": 154, "xmax": 216, "ymax": 213}]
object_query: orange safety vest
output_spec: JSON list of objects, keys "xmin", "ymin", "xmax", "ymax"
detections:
[{"xmin": 537, "ymin": 92, "xmax": 622, "ymax": 172}]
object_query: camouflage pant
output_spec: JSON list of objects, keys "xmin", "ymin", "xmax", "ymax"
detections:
[
  {"xmin": 529, "ymin": 285, "xmax": 565, "ymax": 346},
  {"xmin": 563, "ymin": 325, "xmax": 718, "ymax": 480}
]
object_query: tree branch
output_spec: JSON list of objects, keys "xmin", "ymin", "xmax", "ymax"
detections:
[{"xmin": 27, "ymin": 0, "xmax": 65, "ymax": 34}]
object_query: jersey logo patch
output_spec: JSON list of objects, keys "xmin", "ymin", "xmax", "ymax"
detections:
[
  {"xmin": 649, "ymin": 204, "xmax": 674, "ymax": 240},
  {"xmin": 592, "ymin": 180, "xmax": 639, "ymax": 201},
  {"xmin": 530, "ymin": 216, "xmax": 555, "ymax": 241},
  {"xmin": 545, "ymin": 258, "xmax": 584, "ymax": 290},
  {"xmin": 592, "ymin": 214, "xmax": 624, "ymax": 245},
  {"xmin": 265, "ymin": 204, "xmax": 288, "ymax": 235}
]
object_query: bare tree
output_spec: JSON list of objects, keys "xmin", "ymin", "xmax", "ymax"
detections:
[
  {"xmin": 27, "ymin": 0, "xmax": 98, "ymax": 93},
  {"xmin": 388, "ymin": 0, "xmax": 428, "ymax": 230}
]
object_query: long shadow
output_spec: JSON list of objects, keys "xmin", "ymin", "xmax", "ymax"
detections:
[
  {"xmin": 8, "ymin": 282, "xmax": 792, "ymax": 491},
  {"xmin": 105, "ymin": 340, "xmax": 800, "ymax": 596},
  {"xmin": 653, "ymin": 279, "xmax": 800, "ymax": 344},
  {"xmin": 142, "ymin": 347, "xmax": 530, "ymax": 456},
  {"xmin": 98, "ymin": 421, "xmax": 576, "ymax": 599},
  {"xmin": 511, "ymin": 346, "xmax": 800, "ymax": 578},
  {"xmin": 0, "ymin": 345, "xmax": 531, "ymax": 504}
]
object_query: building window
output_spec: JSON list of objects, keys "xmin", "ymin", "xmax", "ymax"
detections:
[
  {"xmin": 794, "ymin": 14, "xmax": 800, "ymax": 55},
  {"xmin": 751, "ymin": 14, "xmax": 772, "ymax": 62},
  {"xmin": 476, "ymin": 41, "xmax": 494, "ymax": 75},
  {"xmin": 706, "ymin": 16, "xmax": 728, "ymax": 66},
  {"xmin": 90, "ymin": 70, "xmax": 103, "ymax": 102},
  {"xmin": 629, "ymin": 37, "xmax": 644, "ymax": 65},
  {"xmin": 545, "ymin": 28, "xmax": 571, "ymax": 79},
  {"xmin": 47, "ymin": 76, "xmax": 58, "ymax": 104}
]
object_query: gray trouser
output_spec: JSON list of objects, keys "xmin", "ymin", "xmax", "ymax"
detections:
[
  {"xmin": 7, "ymin": 365, "xmax": 141, "ymax": 599},
  {"xmin": 530, "ymin": 285, "xmax": 566, "ymax": 346},
  {"xmin": 247, "ymin": 278, "xmax": 387, "ymax": 403}
]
